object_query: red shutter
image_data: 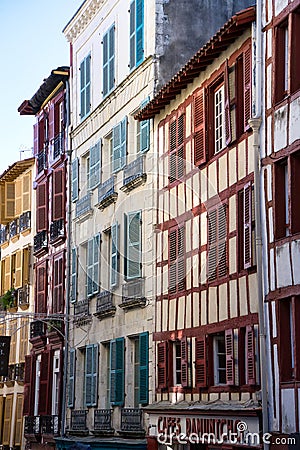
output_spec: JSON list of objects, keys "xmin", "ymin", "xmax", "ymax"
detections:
[
  {"xmin": 195, "ymin": 337, "xmax": 207, "ymax": 388},
  {"xmin": 38, "ymin": 350, "xmax": 53, "ymax": 415},
  {"xmin": 291, "ymin": 154, "xmax": 300, "ymax": 234},
  {"xmin": 225, "ymin": 329, "xmax": 235, "ymax": 385},
  {"xmin": 193, "ymin": 88, "xmax": 206, "ymax": 166},
  {"xmin": 244, "ymin": 182, "xmax": 252, "ymax": 268},
  {"xmin": 36, "ymin": 261, "xmax": 47, "ymax": 314},
  {"xmin": 38, "ymin": 117, "xmax": 45, "ymax": 152},
  {"xmin": 52, "ymin": 167, "xmax": 65, "ymax": 221},
  {"xmin": 48, "ymin": 103, "xmax": 55, "ymax": 142},
  {"xmin": 36, "ymin": 181, "xmax": 48, "ymax": 232},
  {"xmin": 224, "ymin": 59, "xmax": 232, "ymax": 145},
  {"xmin": 243, "ymin": 46, "xmax": 251, "ymax": 131},
  {"xmin": 274, "ymin": 162, "xmax": 287, "ymax": 239},
  {"xmin": 181, "ymin": 337, "xmax": 189, "ymax": 387},
  {"xmin": 33, "ymin": 123, "xmax": 39, "ymax": 156},
  {"xmin": 246, "ymin": 325, "xmax": 256, "ymax": 385},
  {"xmin": 157, "ymin": 342, "xmax": 168, "ymax": 389},
  {"xmin": 23, "ymin": 355, "xmax": 34, "ymax": 416},
  {"xmin": 53, "ymin": 254, "xmax": 65, "ymax": 313},
  {"xmin": 274, "ymin": 26, "xmax": 286, "ymax": 103}
]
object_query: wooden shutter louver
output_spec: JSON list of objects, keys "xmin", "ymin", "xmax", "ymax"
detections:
[
  {"xmin": 0, "ymin": 396, "xmax": 4, "ymax": 443},
  {"xmin": 5, "ymin": 182, "xmax": 15, "ymax": 220},
  {"xmin": 36, "ymin": 182, "xmax": 47, "ymax": 231},
  {"xmin": 127, "ymin": 211, "xmax": 142, "ymax": 279},
  {"xmin": 15, "ymin": 177, "xmax": 22, "ymax": 217},
  {"xmin": 181, "ymin": 337, "xmax": 190, "ymax": 388},
  {"xmin": 14, "ymin": 249, "xmax": 23, "ymax": 289},
  {"xmin": 9, "ymin": 320, "xmax": 17, "ymax": 364},
  {"xmin": 129, "ymin": 0, "xmax": 136, "ymax": 69},
  {"xmin": 72, "ymin": 158, "xmax": 79, "ymax": 202},
  {"xmin": 71, "ymin": 247, "xmax": 77, "ymax": 303},
  {"xmin": 195, "ymin": 337, "xmax": 207, "ymax": 388},
  {"xmin": 22, "ymin": 247, "xmax": 30, "ymax": 286},
  {"xmin": 4, "ymin": 255, "xmax": 11, "ymax": 292},
  {"xmin": 23, "ymin": 172, "xmax": 31, "ymax": 212},
  {"xmin": 48, "ymin": 103, "xmax": 55, "ymax": 142},
  {"xmin": 244, "ymin": 182, "xmax": 252, "ymax": 268},
  {"xmin": 243, "ymin": 46, "xmax": 251, "ymax": 131},
  {"xmin": 53, "ymin": 167, "xmax": 65, "ymax": 221},
  {"xmin": 19, "ymin": 318, "xmax": 28, "ymax": 363},
  {"xmin": 89, "ymin": 142, "xmax": 101, "ymax": 190},
  {"xmin": 225, "ymin": 329, "xmax": 234, "ymax": 385},
  {"xmin": 218, "ymin": 204, "xmax": 227, "ymax": 278},
  {"xmin": 224, "ymin": 60, "xmax": 232, "ymax": 145},
  {"xmin": 36, "ymin": 261, "xmax": 47, "ymax": 313},
  {"xmin": 33, "ymin": 123, "xmax": 39, "ymax": 155},
  {"xmin": 139, "ymin": 332, "xmax": 149, "ymax": 405},
  {"xmin": 110, "ymin": 338, "xmax": 125, "ymax": 405},
  {"xmin": 38, "ymin": 350, "xmax": 53, "ymax": 415},
  {"xmin": 246, "ymin": 325, "xmax": 256, "ymax": 385},
  {"xmin": 53, "ymin": 254, "xmax": 64, "ymax": 313},
  {"xmin": 2, "ymin": 394, "xmax": 13, "ymax": 445},
  {"xmin": 169, "ymin": 226, "xmax": 185, "ymax": 294},
  {"xmin": 111, "ymin": 222, "xmax": 119, "ymax": 288},
  {"xmin": 193, "ymin": 88, "xmax": 206, "ymax": 166},
  {"xmin": 208, "ymin": 209, "xmax": 217, "ymax": 281},
  {"xmin": 157, "ymin": 341, "xmax": 168, "ymax": 389},
  {"xmin": 23, "ymin": 355, "xmax": 33, "ymax": 416},
  {"xmin": 68, "ymin": 348, "xmax": 76, "ymax": 408},
  {"xmin": 85, "ymin": 344, "xmax": 98, "ymax": 407},
  {"xmin": 14, "ymin": 394, "xmax": 24, "ymax": 446}
]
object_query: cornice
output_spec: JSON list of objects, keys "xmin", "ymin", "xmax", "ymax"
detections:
[{"xmin": 63, "ymin": 0, "xmax": 105, "ymax": 43}]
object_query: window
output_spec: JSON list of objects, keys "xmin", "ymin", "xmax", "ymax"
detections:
[
  {"xmin": 72, "ymin": 158, "xmax": 79, "ymax": 202},
  {"xmin": 125, "ymin": 211, "xmax": 142, "ymax": 279},
  {"xmin": 52, "ymin": 166, "xmax": 65, "ymax": 221},
  {"xmin": 213, "ymin": 334, "xmax": 226, "ymax": 385},
  {"xmin": 173, "ymin": 341, "xmax": 182, "ymax": 386},
  {"xmin": 169, "ymin": 226, "xmax": 185, "ymax": 294},
  {"xmin": 238, "ymin": 182, "xmax": 255, "ymax": 271},
  {"xmin": 80, "ymin": 54, "xmax": 91, "ymax": 119},
  {"xmin": 137, "ymin": 98, "xmax": 150, "ymax": 154},
  {"xmin": 110, "ymin": 222, "xmax": 119, "ymax": 288},
  {"xmin": 169, "ymin": 114, "xmax": 185, "ymax": 183},
  {"xmin": 68, "ymin": 349, "xmax": 76, "ymax": 408},
  {"xmin": 157, "ymin": 338, "xmax": 190, "ymax": 389},
  {"xmin": 36, "ymin": 261, "xmax": 47, "ymax": 313},
  {"xmin": 133, "ymin": 332, "xmax": 149, "ymax": 406},
  {"xmin": 112, "ymin": 118, "xmax": 127, "ymax": 173},
  {"xmin": 207, "ymin": 204, "xmax": 227, "ymax": 281},
  {"xmin": 89, "ymin": 141, "xmax": 101, "ymax": 190},
  {"xmin": 84, "ymin": 344, "xmax": 98, "ymax": 407},
  {"xmin": 129, "ymin": 0, "xmax": 144, "ymax": 70},
  {"xmin": 214, "ymin": 85, "xmax": 225, "ymax": 153},
  {"xmin": 34, "ymin": 355, "xmax": 41, "ymax": 416},
  {"xmin": 52, "ymin": 351, "xmax": 60, "ymax": 415},
  {"xmin": 103, "ymin": 25, "xmax": 115, "ymax": 96},
  {"xmin": 279, "ymin": 297, "xmax": 300, "ymax": 382},
  {"xmin": 71, "ymin": 247, "xmax": 77, "ymax": 303},
  {"xmin": 52, "ymin": 253, "xmax": 64, "ymax": 313},
  {"xmin": 110, "ymin": 338, "xmax": 125, "ymax": 406},
  {"xmin": 36, "ymin": 181, "xmax": 48, "ymax": 232},
  {"xmin": 87, "ymin": 234, "xmax": 100, "ymax": 297}
]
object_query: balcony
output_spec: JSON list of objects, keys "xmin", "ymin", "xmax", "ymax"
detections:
[
  {"xmin": 96, "ymin": 176, "xmax": 118, "ymax": 210},
  {"xmin": 93, "ymin": 409, "xmax": 114, "ymax": 434},
  {"xmin": 19, "ymin": 210, "xmax": 31, "ymax": 233},
  {"xmin": 69, "ymin": 410, "xmax": 88, "ymax": 435},
  {"xmin": 75, "ymin": 193, "xmax": 92, "ymax": 222},
  {"xmin": 120, "ymin": 408, "xmax": 144, "ymax": 434},
  {"xmin": 121, "ymin": 157, "xmax": 146, "ymax": 193},
  {"xmin": 24, "ymin": 416, "xmax": 41, "ymax": 436},
  {"xmin": 50, "ymin": 218, "xmax": 65, "ymax": 243},
  {"xmin": 9, "ymin": 218, "xmax": 19, "ymax": 240},
  {"xmin": 41, "ymin": 415, "xmax": 59, "ymax": 435},
  {"xmin": 94, "ymin": 291, "xmax": 116, "ymax": 319},
  {"xmin": 30, "ymin": 320, "xmax": 46, "ymax": 339},
  {"xmin": 18, "ymin": 284, "xmax": 30, "ymax": 309},
  {"xmin": 37, "ymin": 150, "xmax": 47, "ymax": 174},
  {"xmin": 53, "ymin": 133, "xmax": 64, "ymax": 159},
  {"xmin": 120, "ymin": 278, "xmax": 146, "ymax": 309},
  {"xmin": 74, "ymin": 299, "xmax": 91, "ymax": 326},
  {"xmin": 14, "ymin": 362, "xmax": 25, "ymax": 383},
  {"xmin": 33, "ymin": 230, "xmax": 48, "ymax": 255},
  {"xmin": 4, "ymin": 364, "xmax": 15, "ymax": 386},
  {"xmin": 0, "ymin": 225, "xmax": 8, "ymax": 245}
]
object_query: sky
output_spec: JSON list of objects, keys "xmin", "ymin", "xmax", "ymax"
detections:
[{"xmin": 0, "ymin": 0, "xmax": 84, "ymax": 174}]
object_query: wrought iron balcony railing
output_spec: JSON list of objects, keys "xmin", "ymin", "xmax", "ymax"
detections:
[
  {"xmin": 121, "ymin": 278, "xmax": 146, "ymax": 309},
  {"xmin": 41, "ymin": 415, "xmax": 59, "ymax": 435},
  {"xmin": 121, "ymin": 157, "xmax": 146, "ymax": 192},
  {"xmin": 14, "ymin": 362, "xmax": 25, "ymax": 382},
  {"xmin": 37, "ymin": 150, "xmax": 47, "ymax": 173},
  {"xmin": 70, "ymin": 410, "xmax": 88, "ymax": 432},
  {"xmin": 9, "ymin": 218, "xmax": 19, "ymax": 239},
  {"xmin": 19, "ymin": 210, "xmax": 31, "ymax": 232},
  {"xmin": 24, "ymin": 416, "xmax": 41, "ymax": 435},
  {"xmin": 18, "ymin": 284, "xmax": 30, "ymax": 307},
  {"xmin": 74, "ymin": 299, "xmax": 91, "ymax": 326},
  {"xmin": 33, "ymin": 230, "xmax": 48, "ymax": 254},
  {"xmin": 50, "ymin": 218, "xmax": 65, "ymax": 242},
  {"xmin": 30, "ymin": 320, "xmax": 46, "ymax": 339},
  {"xmin": 120, "ymin": 408, "xmax": 144, "ymax": 433},
  {"xmin": 94, "ymin": 291, "xmax": 116, "ymax": 319},
  {"xmin": 4, "ymin": 364, "xmax": 15, "ymax": 384},
  {"xmin": 0, "ymin": 225, "xmax": 8, "ymax": 244},
  {"xmin": 53, "ymin": 133, "xmax": 64, "ymax": 159},
  {"xmin": 97, "ymin": 176, "xmax": 118, "ymax": 210},
  {"xmin": 94, "ymin": 409, "xmax": 114, "ymax": 433},
  {"xmin": 75, "ymin": 193, "xmax": 92, "ymax": 220}
]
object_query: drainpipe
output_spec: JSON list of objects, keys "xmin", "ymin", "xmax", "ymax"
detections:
[{"xmin": 248, "ymin": 1, "xmax": 269, "ymax": 448}]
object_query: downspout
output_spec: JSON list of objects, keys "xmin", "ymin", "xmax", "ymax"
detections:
[
  {"xmin": 248, "ymin": 1, "xmax": 269, "ymax": 448},
  {"xmin": 61, "ymin": 77, "xmax": 72, "ymax": 438}
]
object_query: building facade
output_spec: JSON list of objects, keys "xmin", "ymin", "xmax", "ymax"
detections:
[
  {"xmin": 137, "ymin": 7, "xmax": 263, "ymax": 450},
  {"xmin": 18, "ymin": 67, "xmax": 70, "ymax": 449},
  {"xmin": 0, "ymin": 157, "xmax": 35, "ymax": 450}
]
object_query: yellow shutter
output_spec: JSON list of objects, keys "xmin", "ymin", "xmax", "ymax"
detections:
[
  {"xmin": 22, "ymin": 172, "xmax": 31, "ymax": 212},
  {"xmin": 0, "ymin": 183, "xmax": 6, "ymax": 223},
  {"xmin": 0, "ymin": 396, "xmax": 4, "ymax": 442},
  {"xmin": 15, "ymin": 177, "xmax": 22, "ymax": 217},
  {"xmin": 14, "ymin": 250, "xmax": 22, "ymax": 289},
  {"xmin": 14, "ymin": 394, "xmax": 24, "ymax": 446},
  {"xmin": 5, "ymin": 182, "xmax": 15, "ymax": 220},
  {"xmin": 22, "ymin": 247, "xmax": 30, "ymax": 286},
  {"xmin": 1, "ymin": 258, "xmax": 5, "ymax": 296},
  {"xmin": 4, "ymin": 255, "xmax": 11, "ymax": 292},
  {"xmin": 2, "ymin": 394, "xmax": 13, "ymax": 445},
  {"xmin": 9, "ymin": 320, "xmax": 17, "ymax": 364},
  {"xmin": 19, "ymin": 318, "xmax": 28, "ymax": 362}
]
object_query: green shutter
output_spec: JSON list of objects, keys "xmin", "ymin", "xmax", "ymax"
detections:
[
  {"xmin": 110, "ymin": 338, "xmax": 124, "ymax": 405},
  {"xmin": 112, "ymin": 122, "xmax": 121, "ymax": 173},
  {"xmin": 139, "ymin": 332, "xmax": 149, "ymax": 405},
  {"xmin": 103, "ymin": 25, "xmax": 115, "ymax": 96},
  {"xmin": 129, "ymin": 0, "xmax": 136, "ymax": 69},
  {"xmin": 103, "ymin": 31, "xmax": 109, "ymax": 96},
  {"xmin": 87, "ymin": 238, "xmax": 93, "ymax": 297},
  {"xmin": 80, "ymin": 55, "xmax": 91, "ymax": 119},
  {"xmin": 120, "ymin": 117, "xmax": 127, "ymax": 169},
  {"xmin": 68, "ymin": 349, "xmax": 76, "ymax": 408},
  {"xmin": 140, "ymin": 98, "xmax": 150, "ymax": 153},
  {"xmin": 111, "ymin": 222, "xmax": 119, "ymax": 288},
  {"xmin": 71, "ymin": 247, "xmax": 77, "ymax": 303},
  {"xmin": 127, "ymin": 211, "xmax": 142, "ymax": 279},
  {"xmin": 93, "ymin": 234, "xmax": 100, "ymax": 294},
  {"xmin": 89, "ymin": 141, "xmax": 101, "ymax": 190},
  {"xmin": 85, "ymin": 344, "xmax": 98, "ymax": 407},
  {"xmin": 80, "ymin": 60, "xmax": 85, "ymax": 118},
  {"xmin": 136, "ymin": 0, "xmax": 144, "ymax": 66},
  {"xmin": 72, "ymin": 158, "xmax": 79, "ymax": 202}
]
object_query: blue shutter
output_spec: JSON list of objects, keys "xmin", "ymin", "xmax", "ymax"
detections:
[
  {"xmin": 120, "ymin": 117, "xmax": 127, "ymax": 169},
  {"xmin": 129, "ymin": 0, "xmax": 136, "ymax": 69},
  {"xmin": 112, "ymin": 123, "xmax": 121, "ymax": 173},
  {"xmin": 68, "ymin": 349, "xmax": 76, "ymax": 407},
  {"xmin": 127, "ymin": 211, "xmax": 142, "ymax": 279},
  {"xmin": 71, "ymin": 247, "xmax": 77, "ymax": 303},
  {"xmin": 110, "ymin": 338, "xmax": 124, "ymax": 405},
  {"xmin": 72, "ymin": 158, "xmax": 79, "ymax": 202},
  {"xmin": 93, "ymin": 234, "xmax": 100, "ymax": 294},
  {"xmin": 85, "ymin": 344, "xmax": 98, "ymax": 407},
  {"xmin": 92, "ymin": 344, "xmax": 98, "ymax": 405},
  {"xmin": 109, "ymin": 26, "xmax": 115, "ymax": 92},
  {"xmin": 136, "ymin": 0, "xmax": 144, "ymax": 66},
  {"xmin": 103, "ymin": 31, "xmax": 109, "ymax": 96},
  {"xmin": 80, "ymin": 60, "xmax": 85, "ymax": 118},
  {"xmin": 87, "ymin": 238, "xmax": 93, "ymax": 297},
  {"xmin": 140, "ymin": 98, "xmax": 150, "ymax": 153},
  {"xmin": 89, "ymin": 141, "xmax": 101, "ymax": 190},
  {"xmin": 80, "ymin": 55, "xmax": 91, "ymax": 119},
  {"xmin": 111, "ymin": 222, "xmax": 119, "ymax": 288},
  {"xmin": 139, "ymin": 332, "xmax": 149, "ymax": 405}
]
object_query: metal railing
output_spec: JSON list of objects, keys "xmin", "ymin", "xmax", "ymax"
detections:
[
  {"xmin": 53, "ymin": 133, "xmax": 64, "ymax": 159},
  {"xmin": 95, "ymin": 291, "xmax": 116, "ymax": 318},
  {"xmin": 33, "ymin": 230, "xmax": 47, "ymax": 253},
  {"xmin": 75, "ymin": 193, "xmax": 92, "ymax": 219},
  {"xmin": 37, "ymin": 150, "xmax": 47, "ymax": 173},
  {"xmin": 121, "ymin": 408, "xmax": 143, "ymax": 432},
  {"xmin": 30, "ymin": 320, "xmax": 46, "ymax": 339},
  {"xmin": 97, "ymin": 176, "xmax": 117, "ymax": 209},
  {"xmin": 70, "ymin": 410, "xmax": 88, "ymax": 431},
  {"xmin": 0, "ymin": 225, "xmax": 8, "ymax": 244},
  {"xmin": 121, "ymin": 278, "xmax": 146, "ymax": 308},
  {"xmin": 122, "ymin": 156, "xmax": 146, "ymax": 191},
  {"xmin": 24, "ymin": 416, "xmax": 41, "ymax": 435},
  {"xmin": 9, "ymin": 218, "xmax": 19, "ymax": 239},
  {"xmin": 19, "ymin": 211, "xmax": 31, "ymax": 232},
  {"xmin": 94, "ymin": 409, "xmax": 113, "ymax": 432},
  {"xmin": 41, "ymin": 415, "xmax": 59, "ymax": 435},
  {"xmin": 14, "ymin": 362, "xmax": 25, "ymax": 382},
  {"xmin": 18, "ymin": 284, "xmax": 30, "ymax": 307},
  {"xmin": 74, "ymin": 299, "xmax": 90, "ymax": 322},
  {"xmin": 50, "ymin": 218, "xmax": 65, "ymax": 242}
]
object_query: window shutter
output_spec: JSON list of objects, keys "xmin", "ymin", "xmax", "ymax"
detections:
[
  {"xmin": 14, "ymin": 249, "xmax": 23, "ymax": 289},
  {"xmin": 112, "ymin": 122, "xmax": 121, "ymax": 172},
  {"xmin": 111, "ymin": 222, "xmax": 119, "ymax": 288},
  {"xmin": 52, "ymin": 166, "xmax": 65, "ymax": 221},
  {"xmin": 195, "ymin": 337, "xmax": 207, "ymax": 388},
  {"xmin": 71, "ymin": 247, "xmax": 77, "ymax": 303},
  {"xmin": 225, "ymin": 329, "xmax": 235, "ymax": 385},
  {"xmin": 110, "ymin": 338, "xmax": 125, "ymax": 405},
  {"xmin": 169, "ymin": 227, "xmax": 186, "ymax": 294},
  {"xmin": 246, "ymin": 325, "xmax": 256, "ymax": 385},
  {"xmin": 89, "ymin": 141, "xmax": 101, "ymax": 190},
  {"xmin": 36, "ymin": 181, "xmax": 47, "ymax": 232},
  {"xmin": 224, "ymin": 60, "xmax": 232, "ymax": 145},
  {"xmin": 38, "ymin": 350, "xmax": 53, "ymax": 415},
  {"xmin": 2, "ymin": 394, "xmax": 13, "ymax": 445},
  {"xmin": 181, "ymin": 337, "xmax": 190, "ymax": 388},
  {"xmin": 4, "ymin": 255, "xmax": 11, "ymax": 292},
  {"xmin": 19, "ymin": 317, "xmax": 28, "ymax": 363},
  {"xmin": 127, "ymin": 211, "xmax": 142, "ymax": 279},
  {"xmin": 36, "ymin": 261, "xmax": 47, "ymax": 313},
  {"xmin": 109, "ymin": 25, "xmax": 115, "ymax": 92},
  {"xmin": 9, "ymin": 320, "xmax": 17, "ymax": 364},
  {"xmin": 217, "ymin": 204, "xmax": 227, "ymax": 278},
  {"xmin": 22, "ymin": 247, "xmax": 30, "ymax": 286},
  {"xmin": 193, "ymin": 88, "xmax": 206, "ymax": 166},
  {"xmin": 80, "ymin": 59, "xmax": 85, "ymax": 118},
  {"xmin": 120, "ymin": 117, "xmax": 127, "ymax": 168},
  {"xmin": 129, "ymin": 0, "xmax": 136, "ymax": 69},
  {"xmin": 139, "ymin": 332, "xmax": 149, "ymax": 405},
  {"xmin": 103, "ymin": 31, "xmax": 109, "ymax": 96},
  {"xmin": 5, "ymin": 182, "xmax": 15, "ymax": 220},
  {"xmin": 48, "ymin": 103, "xmax": 55, "ymax": 142},
  {"xmin": 291, "ymin": 12, "xmax": 300, "ymax": 93},
  {"xmin": 0, "ymin": 396, "xmax": 4, "ymax": 442},
  {"xmin": 140, "ymin": 98, "xmax": 150, "ymax": 153},
  {"xmin": 244, "ymin": 182, "xmax": 252, "ymax": 269},
  {"xmin": 243, "ymin": 46, "xmax": 251, "ymax": 131},
  {"xmin": 85, "ymin": 55, "xmax": 91, "ymax": 116},
  {"xmin": 14, "ymin": 394, "xmax": 24, "ymax": 446},
  {"xmin": 87, "ymin": 238, "xmax": 94, "ymax": 297},
  {"xmin": 85, "ymin": 344, "xmax": 98, "ymax": 407},
  {"xmin": 22, "ymin": 172, "xmax": 31, "ymax": 212},
  {"xmin": 72, "ymin": 158, "xmax": 79, "ymax": 202},
  {"xmin": 0, "ymin": 184, "xmax": 6, "ymax": 224},
  {"xmin": 23, "ymin": 355, "xmax": 33, "ymax": 415},
  {"xmin": 157, "ymin": 341, "xmax": 168, "ymax": 389},
  {"xmin": 15, "ymin": 176, "xmax": 22, "ymax": 217},
  {"xmin": 53, "ymin": 254, "xmax": 64, "ymax": 313},
  {"xmin": 136, "ymin": 0, "xmax": 144, "ymax": 65},
  {"xmin": 68, "ymin": 348, "xmax": 76, "ymax": 408},
  {"xmin": 33, "ymin": 123, "xmax": 39, "ymax": 155},
  {"xmin": 93, "ymin": 234, "xmax": 100, "ymax": 295}
]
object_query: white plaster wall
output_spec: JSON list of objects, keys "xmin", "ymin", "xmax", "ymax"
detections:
[
  {"xmin": 275, "ymin": 0, "xmax": 288, "ymax": 16},
  {"xmin": 274, "ymin": 105, "xmax": 288, "ymax": 152},
  {"xmin": 281, "ymin": 389, "xmax": 296, "ymax": 434},
  {"xmin": 276, "ymin": 243, "xmax": 293, "ymax": 288},
  {"xmin": 289, "ymin": 96, "xmax": 300, "ymax": 145},
  {"xmin": 291, "ymin": 240, "xmax": 300, "ymax": 284}
]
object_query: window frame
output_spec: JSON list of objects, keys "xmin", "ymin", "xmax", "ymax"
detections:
[{"xmin": 129, "ymin": 0, "xmax": 144, "ymax": 70}]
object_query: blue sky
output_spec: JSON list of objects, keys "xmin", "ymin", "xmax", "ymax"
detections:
[{"xmin": 0, "ymin": 0, "xmax": 84, "ymax": 173}]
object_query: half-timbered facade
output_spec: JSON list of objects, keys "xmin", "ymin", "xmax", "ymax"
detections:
[
  {"xmin": 137, "ymin": 7, "xmax": 262, "ymax": 450},
  {"xmin": 0, "ymin": 157, "xmax": 35, "ymax": 450},
  {"xmin": 18, "ymin": 67, "xmax": 69, "ymax": 450},
  {"xmin": 261, "ymin": 0, "xmax": 300, "ymax": 447}
]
